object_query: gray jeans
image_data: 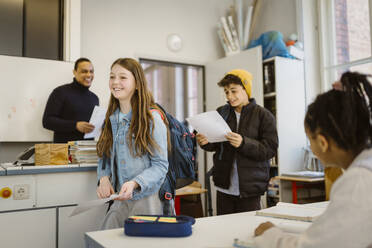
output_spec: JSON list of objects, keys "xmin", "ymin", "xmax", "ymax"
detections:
[{"xmin": 100, "ymin": 193, "xmax": 163, "ymax": 230}]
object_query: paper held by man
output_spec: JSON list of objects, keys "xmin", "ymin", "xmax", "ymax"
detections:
[
  {"xmin": 186, "ymin": 111, "xmax": 231, "ymax": 143},
  {"xmin": 84, "ymin": 105, "xmax": 107, "ymax": 139}
]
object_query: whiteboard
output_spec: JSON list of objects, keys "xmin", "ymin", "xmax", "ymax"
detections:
[{"xmin": 0, "ymin": 55, "xmax": 74, "ymax": 141}]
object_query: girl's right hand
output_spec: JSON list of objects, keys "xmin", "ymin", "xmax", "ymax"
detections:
[
  {"xmin": 97, "ymin": 176, "xmax": 115, "ymax": 199},
  {"xmin": 196, "ymin": 133, "xmax": 209, "ymax": 146}
]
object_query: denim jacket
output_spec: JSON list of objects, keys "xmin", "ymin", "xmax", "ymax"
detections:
[{"xmin": 97, "ymin": 108, "xmax": 168, "ymax": 201}]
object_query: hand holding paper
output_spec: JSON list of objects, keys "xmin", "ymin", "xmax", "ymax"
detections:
[
  {"xmin": 186, "ymin": 111, "xmax": 231, "ymax": 143},
  {"xmin": 225, "ymin": 132, "xmax": 243, "ymax": 148},
  {"xmin": 69, "ymin": 194, "xmax": 119, "ymax": 217},
  {"xmin": 84, "ymin": 105, "xmax": 107, "ymax": 139}
]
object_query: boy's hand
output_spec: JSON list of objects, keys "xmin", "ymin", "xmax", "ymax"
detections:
[
  {"xmin": 225, "ymin": 132, "xmax": 243, "ymax": 148},
  {"xmin": 196, "ymin": 133, "xmax": 209, "ymax": 146}
]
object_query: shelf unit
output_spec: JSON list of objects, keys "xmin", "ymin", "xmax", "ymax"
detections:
[{"xmin": 262, "ymin": 57, "xmax": 307, "ymax": 206}]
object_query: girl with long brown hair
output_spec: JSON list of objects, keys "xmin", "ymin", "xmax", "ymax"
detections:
[{"xmin": 96, "ymin": 58, "xmax": 169, "ymax": 230}]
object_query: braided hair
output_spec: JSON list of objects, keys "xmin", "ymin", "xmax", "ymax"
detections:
[{"xmin": 305, "ymin": 71, "xmax": 372, "ymax": 153}]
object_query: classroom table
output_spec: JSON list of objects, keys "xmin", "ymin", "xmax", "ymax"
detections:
[
  {"xmin": 276, "ymin": 175, "xmax": 325, "ymax": 204},
  {"xmin": 85, "ymin": 208, "xmax": 314, "ymax": 248}
]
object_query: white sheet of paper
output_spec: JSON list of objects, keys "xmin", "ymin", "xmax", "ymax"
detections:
[
  {"xmin": 186, "ymin": 111, "xmax": 231, "ymax": 143},
  {"xmin": 84, "ymin": 105, "xmax": 106, "ymax": 139},
  {"xmin": 69, "ymin": 194, "xmax": 119, "ymax": 217}
]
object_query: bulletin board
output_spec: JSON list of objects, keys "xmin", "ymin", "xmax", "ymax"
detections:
[{"xmin": 0, "ymin": 55, "xmax": 74, "ymax": 141}]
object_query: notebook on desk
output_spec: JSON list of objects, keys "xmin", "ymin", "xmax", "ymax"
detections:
[
  {"xmin": 256, "ymin": 202, "xmax": 327, "ymax": 222},
  {"xmin": 281, "ymin": 171, "xmax": 324, "ymax": 178}
]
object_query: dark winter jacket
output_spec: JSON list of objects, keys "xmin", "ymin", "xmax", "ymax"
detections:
[
  {"xmin": 42, "ymin": 78, "xmax": 99, "ymax": 143},
  {"xmin": 201, "ymin": 99, "xmax": 278, "ymax": 197}
]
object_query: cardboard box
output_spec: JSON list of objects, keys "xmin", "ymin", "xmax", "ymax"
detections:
[{"xmin": 35, "ymin": 144, "xmax": 69, "ymax": 165}]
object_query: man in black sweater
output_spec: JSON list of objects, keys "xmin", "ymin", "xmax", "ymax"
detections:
[{"xmin": 42, "ymin": 58, "xmax": 99, "ymax": 143}]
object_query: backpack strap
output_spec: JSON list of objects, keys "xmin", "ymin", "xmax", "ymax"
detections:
[{"xmin": 150, "ymin": 108, "xmax": 165, "ymax": 121}]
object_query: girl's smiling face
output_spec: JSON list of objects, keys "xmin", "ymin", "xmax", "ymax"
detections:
[{"xmin": 109, "ymin": 64, "xmax": 136, "ymax": 101}]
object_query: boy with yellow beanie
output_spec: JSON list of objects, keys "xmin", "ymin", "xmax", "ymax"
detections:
[{"xmin": 197, "ymin": 69, "xmax": 278, "ymax": 215}]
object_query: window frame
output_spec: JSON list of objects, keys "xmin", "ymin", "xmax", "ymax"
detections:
[{"xmin": 318, "ymin": 0, "xmax": 372, "ymax": 91}]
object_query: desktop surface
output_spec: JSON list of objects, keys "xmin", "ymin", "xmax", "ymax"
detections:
[{"xmin": 85, "ymin": 210, "xmax": 313, "ymax": 248}]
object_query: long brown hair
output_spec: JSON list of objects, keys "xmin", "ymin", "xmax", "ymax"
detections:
[{"xmin": 97, "ymin": 58, "xmax": 170, "ymax": 158}]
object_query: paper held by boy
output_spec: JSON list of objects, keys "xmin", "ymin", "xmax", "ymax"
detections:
[{"xmin": 186, "ymin": 111, "xmax": 231, "ymax": 143}]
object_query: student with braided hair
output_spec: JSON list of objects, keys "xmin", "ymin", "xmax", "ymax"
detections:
[{"xmin": 253, "ymin": 71, "xmax": 372, "ymax": 248}]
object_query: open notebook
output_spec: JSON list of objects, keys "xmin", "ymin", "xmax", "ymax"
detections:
[{"xmin": 256, "ymin": 202, "xmax": 328, "ymax": 222}]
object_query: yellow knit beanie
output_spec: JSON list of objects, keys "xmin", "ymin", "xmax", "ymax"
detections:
[{"xmin": 227, "ymin": 69, "xmax": 253, "ymax": 98}]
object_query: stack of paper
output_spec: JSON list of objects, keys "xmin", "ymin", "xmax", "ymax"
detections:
[
  {"xmin": 68, "ymin": 140, "xmax": 98, "ymax": 164},
  {"xmin": 256, "ymin": 202, "xmax": 327, "ymax": 222}
]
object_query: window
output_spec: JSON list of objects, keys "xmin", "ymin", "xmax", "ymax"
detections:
[
  {"xmin": 319, "ymin": 0, "xmax": 372, "ymax": 90},
  {"xmin": 0, "ymin": 0, "xmax": 63, "ymax": 60},
  {"xmin": 139, "ymin": 59, "xmax": 204, "ymax": 122}
]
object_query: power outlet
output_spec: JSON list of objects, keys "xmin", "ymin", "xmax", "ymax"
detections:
[{"xmin": 13, "ymin": 184, "xmax": 30, "ymax": 200}]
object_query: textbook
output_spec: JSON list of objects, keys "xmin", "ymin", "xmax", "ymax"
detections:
[{"xmin": 256, "ymin": 202, "xmax": 327, "ymax": 222}]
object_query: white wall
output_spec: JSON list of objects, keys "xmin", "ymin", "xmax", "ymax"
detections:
[
  {"xmin": 301, "ymin": 0, "xmax": 321, "ymax": 104},
  {"xmin": 81, "ymin": 0, "xmax": 299, "ymax": 109},
  {"xmin": 80, "ymin": 0, "xmax": 234, "ymax": 108},
  {"xmin": 251, "ymin": 0, "xmax": 298, "ymax": 41},
  {"xmin": 249, "ymin": 0, "xmax": 321, "ymax": 105}
]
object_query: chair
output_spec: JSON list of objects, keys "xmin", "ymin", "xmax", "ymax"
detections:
[{"xmin": 324, "ymin": 167, "xmax": 343, "ymax": 200}]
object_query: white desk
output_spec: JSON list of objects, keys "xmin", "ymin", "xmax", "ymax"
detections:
[{"xmin": 85, "ymin": 210, "xmax": 313, "ymax": 248}]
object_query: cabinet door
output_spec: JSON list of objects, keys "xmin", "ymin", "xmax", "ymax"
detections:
[
  {"xmin": 36, "ymin": 171, "xmax": 99, "ymax": 207},
  {"xmin": 58, "ymin": 205, "xmax": 106, "ymax": 248},
  {"xmin": 204, "ymin": 47, "xmax": 263, "ymax": 214},
  {"xmin": 0, "ymin": 208, "xmax": 56, "ymax": 248},
  {"xmin": 275, "ymin": 57, "xmax": 306, "ymax": 175}
]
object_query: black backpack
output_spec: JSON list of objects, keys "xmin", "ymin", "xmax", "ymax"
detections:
[{"xmin": 151, "ymin": 104, "xmax": 196, "ymax": 214}]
